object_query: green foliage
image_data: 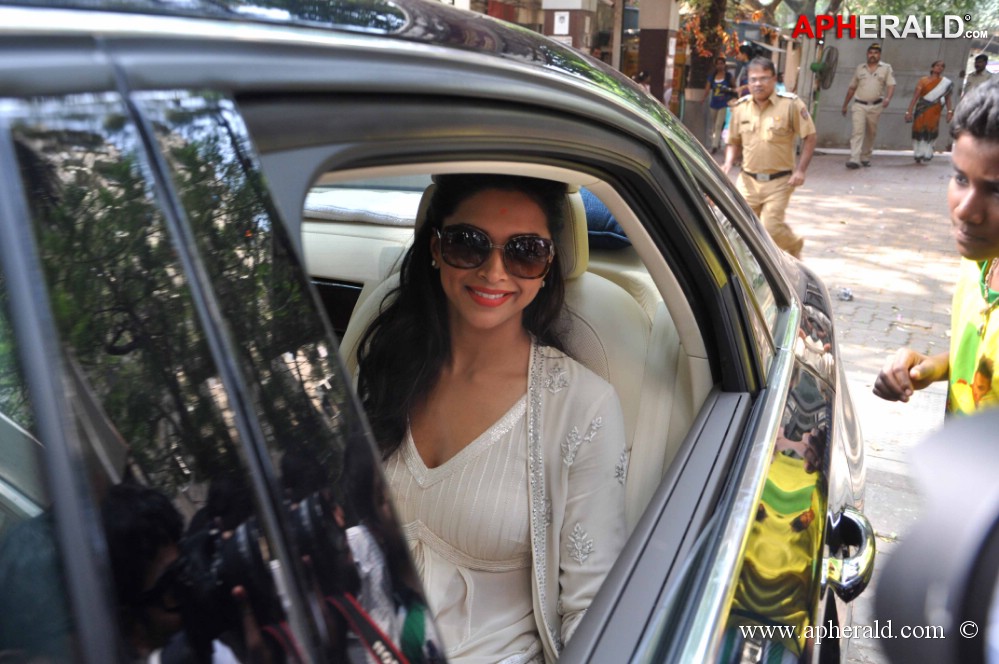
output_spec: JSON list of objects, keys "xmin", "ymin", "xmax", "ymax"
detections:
[
  {"xmin": 13, "ymin": 94, "xmax": 348, "ymax": 495},
  {"xmin": 0, "ymin": 281, "xmax": 33, "ymax": 433}
]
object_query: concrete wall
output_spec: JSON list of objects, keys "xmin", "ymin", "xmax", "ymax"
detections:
[{"xmin": 813, "ymin": 36, "xmax": 970, "ymax": 151}]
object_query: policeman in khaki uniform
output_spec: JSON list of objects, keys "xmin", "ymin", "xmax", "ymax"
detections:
[
  {"xmin": 841, "ymin": 43, "xmax": 895, "ymax": 169},
  {"xmin": 723, "ymin": 56, "xmax": 816, "ymax": 259},
  {"xmin": 963, "ymin": 53, "xmax": 992, "ymax": 99}
]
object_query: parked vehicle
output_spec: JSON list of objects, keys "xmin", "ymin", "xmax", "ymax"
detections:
[{"xmin": 0, "ymin": 0, "xmax": 873, "ymax": 661}]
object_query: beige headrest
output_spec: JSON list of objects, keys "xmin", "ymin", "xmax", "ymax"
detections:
[{"xmin": 414, "ymin": 181, "xmax": 589, "ymax": 280}]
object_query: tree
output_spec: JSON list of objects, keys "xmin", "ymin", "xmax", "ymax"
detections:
[
  {"xmin": 684, "ymin": 0, "xmax": 741, "ymax": 90},
  {"xmin": 13, "ymin": 94, "xmax": 349, "ymax": 495}
]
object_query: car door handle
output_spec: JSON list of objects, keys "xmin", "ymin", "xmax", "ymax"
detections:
[{"xmin": 826, "ymin": 506, "xmax": 876, "ymax": 602}]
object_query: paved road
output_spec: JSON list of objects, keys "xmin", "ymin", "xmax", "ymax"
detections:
[{"xmin": 786, "ymin": 149, "xmax": 956, "ymax": 664}]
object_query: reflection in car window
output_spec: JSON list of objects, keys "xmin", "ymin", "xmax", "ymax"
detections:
[
  {"xmin": 13, "ymin": 93, "xmax": 283, "ymax": 659},
  {"xmin": 0, "ymin": 276, "xmax": 32, "ymax": 438},
  {"xmin": 11, "ymin": 92, "xmax": 435, "ymax": 662},
  {"xmin": 703, "ymin": 195, "xmax": 777, "ymax": 374},
  {"xmin": 0, "ymin": 269, "xmax": 76, "ymax": 661},
  {"xmin": 134, "ymin": 91, "xmax": 353, "ymax": 483},
  {"xmin": 15, "ymin": 95, "xmax": 241, "ymax": 493}
]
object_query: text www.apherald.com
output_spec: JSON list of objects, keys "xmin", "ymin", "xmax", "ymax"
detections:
[{"xmin": 737, "ymin": 619, "xmax": 979, "ymax": 644}]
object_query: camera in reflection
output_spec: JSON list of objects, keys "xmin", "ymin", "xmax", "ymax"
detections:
[{"xmin": 171, "ymin": 491, "xmax": 353, "ymax": 652}]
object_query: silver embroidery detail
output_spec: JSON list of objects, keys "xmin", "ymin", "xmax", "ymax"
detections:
[
  {"xmin": 568, "ymin": 522, "xmax": 594, "ymax": 564},
  {"xmin": 615, "ymin": 450, "xmax": 629, "ymax": 485},
  {"xmin": 543, "ymin": 364, "xmax": 569, "ymax": 394},
  {"xmin": 528, "ymin": 342, "xmax": 560, "ymax": 654},
  {"xmin": 562, "ymin": 417, "xmax": 603, "ymax": 467}
]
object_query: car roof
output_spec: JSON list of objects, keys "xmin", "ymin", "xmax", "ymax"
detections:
[
  {"xmin": 3, "ymin": 0, "xmax": 564, "ymax": 63},
  {"xmin": 1, "ymin": 0, "xmax": 676, "ymax": 128}
]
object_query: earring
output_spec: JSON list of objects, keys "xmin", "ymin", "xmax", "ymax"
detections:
[
  {"xmin": 431, "ymin": 259, "xmax": 438, "ymax": 269},
  {"xmin": 541, "ymin": 279, "xmax": 546, "ymax": 287}
]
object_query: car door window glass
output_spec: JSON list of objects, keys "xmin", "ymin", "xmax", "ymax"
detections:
[
  {"xmin": 0, "ymin": 270, "xmax": 77, "ymax": 663},
  {"xmin": 133, "ymin": 91, "xmax": 354, "ymax": 479},
  {"xmin": 132, "ymin": 91, "xmax": 436, "ymax": 662},
  {"xmin": 10, "ymin": 92, "xmax": 431, "ymax": 662},
  {"xmin": 12, "ymin": 93, "xmax": 292, "ymax": 659},
  {"xmin": 702, "ymin": 194, "xmax": 776, "ymax": 374}
]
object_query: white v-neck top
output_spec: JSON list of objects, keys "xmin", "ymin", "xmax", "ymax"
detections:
[{"xmin": 383, "ymin": 395, "xmax": 543, "ymax": 664}]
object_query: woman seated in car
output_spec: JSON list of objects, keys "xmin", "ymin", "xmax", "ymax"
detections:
[{"xmin": 356, "ymin": 173, "xmax": 627, "ymax": 663}]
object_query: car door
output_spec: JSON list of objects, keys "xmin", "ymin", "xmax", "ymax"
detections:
[
  {"xmin": 0, "ymin": 69, "xmax": 429, "ymax": 664},
  {"xmin": 666, "ymin": 143, "xmax": 873, "ymax": 663},
  {"xmin": 559, "ymin": 137, "xmax": 807, "ymax": 663},
  {"xmin": 237, "ymin": 87, "xmax": 774, "ymax": 660}
]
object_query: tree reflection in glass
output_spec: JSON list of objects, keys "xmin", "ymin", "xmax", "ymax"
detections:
[
  {"xmin": 134, "ymin": 91, "xmax": 352, "ymax": 485},
  {"xmin": 10, "ymin": 91, "xmax": 435, "ymax": 662}
]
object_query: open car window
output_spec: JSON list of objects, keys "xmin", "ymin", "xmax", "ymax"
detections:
[{"xmin": 299, "ymin": 164, "xmax": 714, "ymax": 532}]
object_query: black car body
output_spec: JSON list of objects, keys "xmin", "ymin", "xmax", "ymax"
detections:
[{"xmin": 0, "ymin": 0, "xmax": 872, "ymax": 661}]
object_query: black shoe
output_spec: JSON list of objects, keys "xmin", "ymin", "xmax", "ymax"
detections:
[
  {"xmin": 846, "ymin": 161, "xmax": 860, "ymax": 169},
  {"xmin": 914, "ymin": 156, "xmax": 923, "ymax": 163},
  {"xmin": 861, "ymin": 161, "xmax": 871, "ymax": 167}
]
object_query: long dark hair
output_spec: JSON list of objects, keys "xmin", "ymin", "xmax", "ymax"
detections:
[{"xmin": 357, "ymin": 174, "xmax": 570, "ymax": 458}]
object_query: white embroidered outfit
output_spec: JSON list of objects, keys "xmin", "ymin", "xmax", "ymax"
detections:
[{"xmin": 384, "ymin": 341, "xmax": 627, "ymax": 663}]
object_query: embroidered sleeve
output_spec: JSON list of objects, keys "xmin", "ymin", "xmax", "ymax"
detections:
[
  {"xmin": 567, "ymin": 522, "xmax": 595, "ymax": 564},
  {"xmin": 561, "ymin": 416, "xmax": 603, "ymax": 466},
  {"xmin": 557, "ymin": 382, "xmax": 627, "ymax": 644},
  {"xmin": 615, "ymin": 450, "xmax": 629, "ymax": 485}
]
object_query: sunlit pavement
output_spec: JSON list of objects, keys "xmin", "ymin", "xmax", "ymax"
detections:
[{"xmin": 792, "ymin": 149, "xmax": 955, "ymax": 664}]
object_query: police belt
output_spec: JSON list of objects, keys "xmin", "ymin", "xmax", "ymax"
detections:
[
  {"xmin": 854, "ymin": 98, "xmax": 883, "ymax": 105},
  {"xmin": 742, "ymin": 170, "xmax": 792, "ymax": 182}
]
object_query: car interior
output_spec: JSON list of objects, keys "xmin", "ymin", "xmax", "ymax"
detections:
[{"xmin": 299, "ymin": 161, "xmax": 716, "ymax": 533}]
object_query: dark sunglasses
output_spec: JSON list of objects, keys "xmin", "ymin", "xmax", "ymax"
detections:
[{"xmin": 435, "ymin": 224, "xmax": 555, "ymax": 280}]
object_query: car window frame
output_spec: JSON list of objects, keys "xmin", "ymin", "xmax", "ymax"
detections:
[
  {"xmin": 126, "ymin": 88, "xmax": 356, "ymax": 660},
  {"xmin": 669, "ymin": 143, "xmax": 799, "ymax": 382},
  {"xmin": 109, "ymin": 29, "xmax": 793, "ymax": 660},
  {"xmin": 242, "ymin": 93, "xmax": 779, "ymax": 661},
  {"xmin": 700, "ymin": 192, "xmax": 779, "ymax": 377},
  {"xmin": 241, "ymin": 93, "xmax": 769, "ymax": 391},
  {"xmin": 0, "ymin": 98, "xmax": 126, "ymax": 664}
]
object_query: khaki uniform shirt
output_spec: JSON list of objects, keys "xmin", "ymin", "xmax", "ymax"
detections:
[
  {"xmin": 727, "ymin": 91, "xmax": 816, "ymax": 174},
  {"xmin": 849, "ymin": 62, "xmax": 895, "ymax": 102},
  {"xmin": 964, "ymin": 70, "xmax": 992, "ymax": 97}
]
